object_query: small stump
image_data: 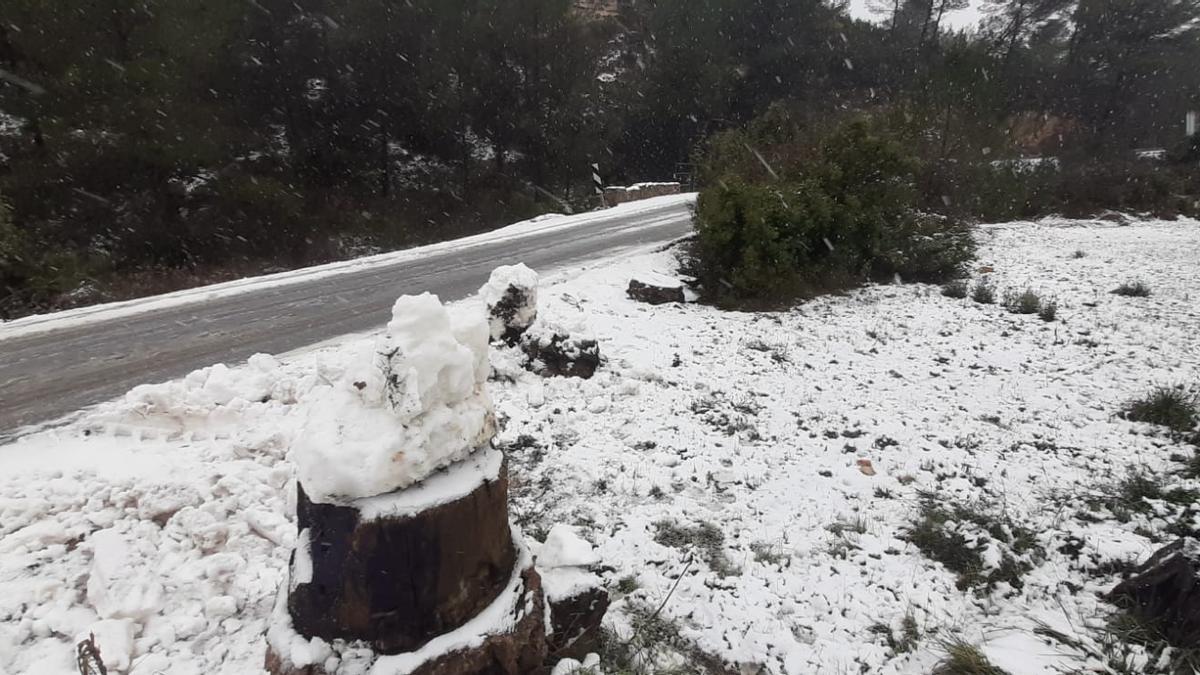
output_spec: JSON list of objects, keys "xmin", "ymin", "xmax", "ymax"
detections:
[
  {"xmin": 545, "ymin": 579, "xmax": 609, "ymax": 662},
  {"xmin": 537, "ymin": 525, "xmax": 609, "ymax": 661},
  {"xmin": 1108, "ymin": 538, "xmax": 1200, "ymax": 647}
]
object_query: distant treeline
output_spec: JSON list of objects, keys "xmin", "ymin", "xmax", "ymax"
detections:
[{"xmin": 1, "ymin": 0, "xmax": 1198, "ymax": 318}]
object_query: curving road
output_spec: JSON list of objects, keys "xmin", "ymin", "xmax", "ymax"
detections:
[{"xmin": 0, "ymin": 196, "xmax": 694, "ymax": 437}]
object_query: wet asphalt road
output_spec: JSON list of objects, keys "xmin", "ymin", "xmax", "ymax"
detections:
[{"xmin": 0, "ymin": 199, "xmax": 693, "ymax": 437}]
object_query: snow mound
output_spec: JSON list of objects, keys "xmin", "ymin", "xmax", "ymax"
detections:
[
  {"xmin": 538, "ymin": 525, "xmax": 599, "ymax": 569},
  {"xmin": 86, "ymin": 529, "xmax": 165, "ymax": 621},
  {"xmin": 538, "ymin": 525, "xmax": 602, "ymax": 604},
  {"xmin": 291, "ymin": 293, "xmax": 496, "ymax": 503}
]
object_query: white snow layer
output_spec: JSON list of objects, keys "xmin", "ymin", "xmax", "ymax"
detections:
[
  {"xmin": 538, "ymin": 525, "xmax": 599, "ymax": 569},
  {"xmin": 290, "ymin": 293, "xmax": 496, "ymax": 503},
  {"xmin": 536, "ymin": 525, "xmax": 603, "ymax": 604},
  {"xmin": 1, "ymin": 215, "xmax": 1199, "ymax": 674}
]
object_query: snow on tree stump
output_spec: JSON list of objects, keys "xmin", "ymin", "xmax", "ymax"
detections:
[
  {"xmin": 536, "ymin": 526, "xmax": 609, "ymax": 663},
  {"xmin": 265, "ymin": 293, "xmax": 546, "ymax": 674},
  {"xmin": 481, "ymin": 264, "xmax": 540, "ymax": 346},
  {"xmin": 1108, "ymin": 538, "xmax": 1200, "ymax": 647},
  {"xmin": 626, "ymin": 274, "xmax": 686, "ymax": 306}
]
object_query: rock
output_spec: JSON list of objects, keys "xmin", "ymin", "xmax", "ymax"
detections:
[
  {"xmin": 481, "ymin": 264, "xmax": 539, "ymax": 345},
  {"xmin": 627, "ymin": 277, "xmax": 685, "ymax": 305},
  {"xmin": 857, "ymin": 459, "xmax": 877, "ymax": 477},
  {"xmin": 521, "ymin": 332, "xmax": 601, "ymax": 379},
  {"xmin": 1108, "ymin": 539, "xmax": 1200, "ymax": 646}
]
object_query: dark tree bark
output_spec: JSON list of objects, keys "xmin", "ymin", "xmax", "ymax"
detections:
[{"xmin": 286, "ymin": 462, "xmax": 517, "ymax": 654}]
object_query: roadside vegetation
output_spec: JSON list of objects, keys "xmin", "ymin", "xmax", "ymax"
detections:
[{"xmin": 689, "ymin": 119, "xmax": 976, "ymax": 304}]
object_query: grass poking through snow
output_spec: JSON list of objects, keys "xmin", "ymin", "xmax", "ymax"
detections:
[
  {"xmin": 971, "ymin": 280, "xmax": 996, "ymax": 305},
  {"xmin": 654, "ymin": 520, "xmax": 739, "ymax": 577},
  {"xmin": 1122, "ymin": 386, "xmax": 1199, "ymax": 433},
  {"xmin": 932, "ymin": 638, "xmax": 1011, "ymax": 675},
  {"xmin": 942, "ymin": 280, "xmax": 969, "ymax": 299},
  {"xmin": 1113, "ymin": 281, "xmax": 1152, "ymax": 297},
  {"xmin": 906, "ymin": 496, "xmax": 1042, "ymax": 592},
  {"xmin": 1005, "ymin": 288, "xmax": 1043, "ymax": 315}
]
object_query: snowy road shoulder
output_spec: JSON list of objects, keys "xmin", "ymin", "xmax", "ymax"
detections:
[{"xmin": 1, "ymin": 216, "xmax": 1199, "ymax": 674}]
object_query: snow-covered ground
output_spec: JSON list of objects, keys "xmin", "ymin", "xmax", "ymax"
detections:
[{"xmin": 1, "ymin": 216, "xmax": 1198, "ymax": 674}]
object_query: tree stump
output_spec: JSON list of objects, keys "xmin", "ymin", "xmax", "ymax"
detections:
[
  {"xmin": 288, "ymin": 451, "xmax": 515, "ymax": 653},
  {"xmin": 537, "ymin": 525, "xmax": 610, "ymax": 662},
  {"xmin": 1108, "ymin": 538, "xmax": 1200, "ymax": 647},
  {"xmin": 545, "ymin": 581, "xmax": 609, "ymax": 662},
  {"xmin": 265, "ymin": 449, "xmax": 547, "ymax": 674}
]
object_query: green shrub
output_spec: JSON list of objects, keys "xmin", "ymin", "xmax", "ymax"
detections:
[
  {"xmin": 920, "ymin": 160, "xmax": 1060, "ymax": 221},
  {"xmin": 1113, "ymin": 281, "xmax": 1151, "ymax": 297},
  {"xmin": 693, "ymin": 179, "xmax": 836, "ymax": 299},
  {"xmin": 972, "ymin": 280, "xmax": 996, "ymax": 304},
  {"xmin": 872, "ymin": 212, "xmax": 976, "ymax": 284},
  {"xmin": 942, "ymin": 280, "xmax": 969, "ymax": 298},
  {"xmin": 1039, "ymin": 301, "xmax": 1058, "ymax": 322},
  {"xmin": 1123, "ymin": 387, "xmax": 1199, "ymax": 433},
  {"xmin": 919, "ymin": 158, "xmax": 1200, "ymax": 221},
  {"xmin": 692, "ymin": 119, "xmax": 974, "ymax": 302},
  {"xmin": 1005, "ymin": 288, "xmax": 1043, "ymax": 315}
]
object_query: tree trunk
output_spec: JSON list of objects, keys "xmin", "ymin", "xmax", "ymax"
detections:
[
  {"xmin": 285, "ymin": 458, "xmax": 517, "ymax": 654},
  {"xmin": 265, "ymin": 449, "xmax": 550, "ymax": 675}
]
